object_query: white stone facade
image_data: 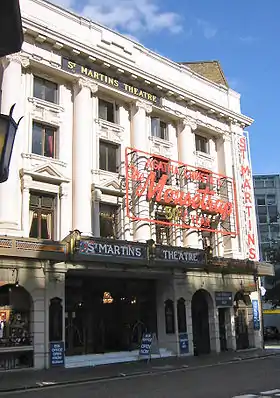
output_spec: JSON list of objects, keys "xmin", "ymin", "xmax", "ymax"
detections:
[{"xmin": 0, "ymin": 0, "xmax": 266, "ymax": 370}]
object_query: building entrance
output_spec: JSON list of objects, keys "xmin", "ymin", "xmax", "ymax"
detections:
[
  {"xmin": 65, "ymin": 274, "xmax": 157, "ymax": 356},
  {"xmin": 191, "ymin": 289, "xmax": 211, "ymax": 355}
]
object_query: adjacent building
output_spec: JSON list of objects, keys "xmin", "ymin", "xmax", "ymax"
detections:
[{"xmin": 0, "ymin": 0, "xmax": 273, "ymax": 370}]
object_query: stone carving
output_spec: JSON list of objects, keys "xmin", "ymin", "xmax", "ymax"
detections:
[
  {"xmin": 74, "ymin": 77, "xmax": 98, "ymax": 94},
  {"xmin": 180, "ymin": 116, "xmax": 197, "ymax": 131},
  {"xmin": 135, "ymin": 100, "xmax": 152, "ymax": 114},
  {"xmin": 3, "ymin": 53, "xmax": 30, "ymax": 69}
]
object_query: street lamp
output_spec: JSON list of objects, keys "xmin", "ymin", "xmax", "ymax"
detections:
[{"xmin": 0, "ymin": 104, "xmax": 23, "ymax": 183}]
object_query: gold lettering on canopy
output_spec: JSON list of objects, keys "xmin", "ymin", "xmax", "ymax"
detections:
[{"xmin": 61, "ymin": 58, "xmax": 160, "ymax": 105}]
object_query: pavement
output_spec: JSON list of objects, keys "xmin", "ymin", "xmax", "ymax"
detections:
[
  {"xmin": 1, "ymin": 351, "xmax": 280, "ymax": 398},
  {"xmin": 0, "ymin": 347, "xmax": 279, "ymax": 394}
]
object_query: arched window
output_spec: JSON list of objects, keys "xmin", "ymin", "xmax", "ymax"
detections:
[
  {"xmin": 177, "ymin": 298, "xmax": 187, "ymax": 333},
  {"xmin": 49, "ymin": 297, "xmax": 63, "ymax": 342},
  {"xmin": 165, "ymin": 299, "xmax": 175, "ymax": 334}
]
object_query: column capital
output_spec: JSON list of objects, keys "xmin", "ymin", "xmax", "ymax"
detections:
[
  {"xmin": 74, "ymin": 77, "xmax": 98, "ymax": 94},
  {"xmin": 180, "ymin": 116, "xmax": 197, "ymax": 131},
  {"xmin": 135, "ymin": 100, "xmax": 152, "ymax": 114},
  {"xmin": 91, "ymin": 187, "xmax": 102, "ymax": 202},
  {"xmin": 2, "ymin": 53, "xmax": 30, "ymax": 69},
  {"xmin": 20, "ymin": 174, "xmax": 33, "ymax": 191},
  {"xmin": 59, "ymin": 182, "xmax": 70, "ymax": 198}
]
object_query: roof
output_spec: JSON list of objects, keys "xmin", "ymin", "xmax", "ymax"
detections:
[{"xmin": 181, "ymin": 60, "xmax": 229, "ymax": 88}]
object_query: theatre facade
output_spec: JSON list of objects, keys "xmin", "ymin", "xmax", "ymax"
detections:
[{"xmin": 0, "ymin": 0, "xmax": 274, "ymax": 370}]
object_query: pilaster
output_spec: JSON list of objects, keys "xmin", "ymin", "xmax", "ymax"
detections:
[
  {"xmin": 72, "ymin": 78, "xmax": 98, "ymax": 234},
  {"xmin": 21, "ymin": 175, "xmax": 33, "ymax": 237},
  {"xmin": 0, "ymin": 53, "xmax": 27, "ymax": 233},
  {"xmin": 131, "ymin": 101, "xmax": 152, "ymax": 242},
  {"xmin": 178, "ymin": 118, "xmax": 200, "ymax": 249}
]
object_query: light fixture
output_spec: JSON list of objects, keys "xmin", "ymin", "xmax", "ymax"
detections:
[
  {"xmin": 0, "ymin": 104, "xmax": 23, "ymax": 183},
  {"xmin": 15, "ymin": 280, "xmax": 19, "ymax": 288},
  {"xmin": 103, "ymin": 291, "xmax": 114, "ymax": 304}
]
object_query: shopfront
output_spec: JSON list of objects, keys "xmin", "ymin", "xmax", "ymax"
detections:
[
  {"xmin": 63, "ymin": 235, "xmax": 208, "ymax": 366},
  {"xmin": 65, "ymin": 274, "xmax": 157, "ymax": 355}
]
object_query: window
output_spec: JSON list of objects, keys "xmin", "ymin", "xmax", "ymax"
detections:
[
  {"xmin": 33, "ymin": 76, "xmax": 58, "ymax": 103},
  {"xmin": 267, "ymin": 194, "xmax": 276, "ymax": 205},
  {"xmin": 165, "ymin": 299, "xmax": 175, "ymax": 334},
  {"xmin": 265, "ymin": 178, "xmax": 275, "ymax": 188},
  {"xmin": 155, "ymin": 213, "xmax": 172, "ymax": 245},
  {"xmin": 100, "ymin": 204, "xmax": 119, "ymax": 239},
  {"xmin": 151, "ymin": 117, "xmax": 168, "ymax": 140},
  {"xmin": 29, "ymin": 192, "xmax": 55, "ymax": 239},
  {"xmin": 268, "ymin": 205, "xmax": 278, "ymax": 223},
  {"xmin": 257, "ymin": 206, "xmax": 267, "ymax": 215},
  {"xmin": 270, "ymin": 224, "xmax": 280, "ymax": 241},
  {"xmin": 99, "ymin": 141, "xmax": 119, "ymax": 172},
  {"xmin": 177, "ymin": 298, "xmax": 187, "ymax": 334},
  {"xmin": 195, "ymin": 134, "xmax": 209, "ymax": 153},
  {"xmin": 32, "ymin": 122, "xmax": 57, "ymax": 158},
  {"xmin": 98, "ymin": 99, "xmax": 115, "ymax": 123},
  {"xmin": 258, "ymin": 214, "xmax": 267, "ymax": 224},
  {"xmin": 256, "ymin": 195, "xmax": 265, "ymax": 206},
  {"xmin": 254, "ymin": 179, "xmax": 265, "ymax": 189}
]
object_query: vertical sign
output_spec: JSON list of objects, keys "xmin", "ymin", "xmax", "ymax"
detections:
[
  {"xmin": 252, "ymin": 299, "xmax": 260, "ymax": 330},
  {"xmin": 239, "ymin": 134, "xmax": 258, "ymax": 261},
  {"xmin": 49, "ymin": 341, "xmax": 65, "ymax": 367}
]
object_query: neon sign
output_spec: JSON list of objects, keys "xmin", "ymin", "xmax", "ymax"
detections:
[
  {"xmin": 238, "ymin": 135, "xmax": 258, "ymax": 260},
  {"xmin": 125, "ymin": 148, "xmax": 238, "ymax": 235}
]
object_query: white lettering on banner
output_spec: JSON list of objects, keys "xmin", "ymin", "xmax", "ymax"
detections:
[
  {"xmin": 239, "ymin": 136, "xmax": 257, "ymax": 261},
  {"xmin": 162, "ymin": 250, "xmax": 198, "ymax": 262},
  {"xmin": 79, "ymin": 240, "xmax": 143, "ymax": 258}
]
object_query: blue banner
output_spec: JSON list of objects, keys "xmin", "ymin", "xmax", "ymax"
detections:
[
  {"xmin": 179, "ymin": 333, "xmax": 189, "ymax": 355},
  {"xmin": 49, "ymin": 341, "xmax": 65, "ymax": 367},
  {"xmin": 252, "ymin": 300, "xmax": 260, "ymax": 330}
]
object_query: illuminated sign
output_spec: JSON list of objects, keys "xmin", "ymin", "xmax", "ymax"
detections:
[
  {"xmin": 125, "ymin": 148, "xmax": 238, "ymax": 235},
  {"xmin": 239, "ymin": 135, "xmax": 258, "ymax": 260},
  {"xmin": 78, "ymin": 239, "xmax": 146, "ymax": 259},
  {"xmin": 61, "ymin": 58, "xmax": 160, "ymax": 105}
]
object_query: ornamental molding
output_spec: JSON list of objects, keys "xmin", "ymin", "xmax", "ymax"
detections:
[
  {"xmin": 181, "ymin": 116, "xmax": 197, "ymax": 131},
  {"xmin": 74, "ymin": 77, "xmax": 98, "ymax": 94},
  {"xmin": 2, "ymin": 53, "xmax": 30, "ymax": 69},
  {"xmin": 135, "ymin": 100, "xmax": 152, "ymax": 114},
  {"xmin": 22, "ymin": 19, "xmax": 253, "ymax": 127}
]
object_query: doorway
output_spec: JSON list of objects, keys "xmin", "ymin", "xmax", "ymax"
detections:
[
  {"xmin": 234, "ymin": 291, "xmax": 250, "ymax": 350},
  {"xmin": 191, "ymin": 289, "xmax": 211, "ymax": 355},
  {"xmin": 218, "ymin": 308, "xmax": 227, "ymax": 352},
  {"xmin": 65, "ymin": 274, "xmax": 157, "ymax": 356}
]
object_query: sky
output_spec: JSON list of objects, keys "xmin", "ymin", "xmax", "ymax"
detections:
[{"xmin": 51, "ymin": 0, "xmax": 277, "ymax": 175}]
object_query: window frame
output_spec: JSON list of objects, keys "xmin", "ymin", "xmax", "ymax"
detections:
[
  {"xmin": 99, "ymin": 140, "xmax": 119, "ymax": 173},
  {"xmin": 33, "ymin": 75, "xmax": 58, "ymax": 104},
  {"xmin": 150, "ymin": 117, "xmax": 168, "ymax": 141},
  {"xmin": 32, "ymin": 121, "xmax": 57, "ymax": 158},
  {"xmin": 195, "ymin": 134, "xmax": 209, "ymax": 154},
  {"xmin": 29, "ymin": 192, "xmax": 56, "ymax": 240},
  {"xmin": 99, "ymin": 203, "xmax": 120, "ymax": 239},
  {"xmin": 155, "ymin": 213, "xmax": 172, "ymax": 245},
  {"xmin": 98, "ymin": 98, "xmax": 118, "ymax": 124}
]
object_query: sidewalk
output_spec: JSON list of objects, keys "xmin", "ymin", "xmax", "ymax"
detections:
[{"xmin": 0, "ymin": 348, "xmax": 278, "ymax": 393}]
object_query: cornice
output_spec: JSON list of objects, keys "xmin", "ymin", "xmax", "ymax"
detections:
[{"xmin": 22, "ymin": 18, "xmax": 253, "ymax": 127}]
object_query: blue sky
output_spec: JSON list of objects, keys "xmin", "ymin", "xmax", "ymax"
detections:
[{"xmin": 53, "ymin": 0, "xmax": 276, "ymax": 174}]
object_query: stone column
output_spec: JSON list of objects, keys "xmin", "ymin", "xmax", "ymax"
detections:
[
  {"xmin": 0, "ymin": 54, "xmax": 29, "ymax": 233},
  {"xmin": 131, "ymin": 101, "xmax": 152, "ymax": 242},
  {"xmin": 177, "ymin": 118, "xmax": 200, "ymax": 249},
  {"xmin": 21, "ymin": 175, "xmax": 33, "ymax": 237},
  {"xmin": 72, "ymin": 78, "xmax": 98, "ymax": 234}
]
